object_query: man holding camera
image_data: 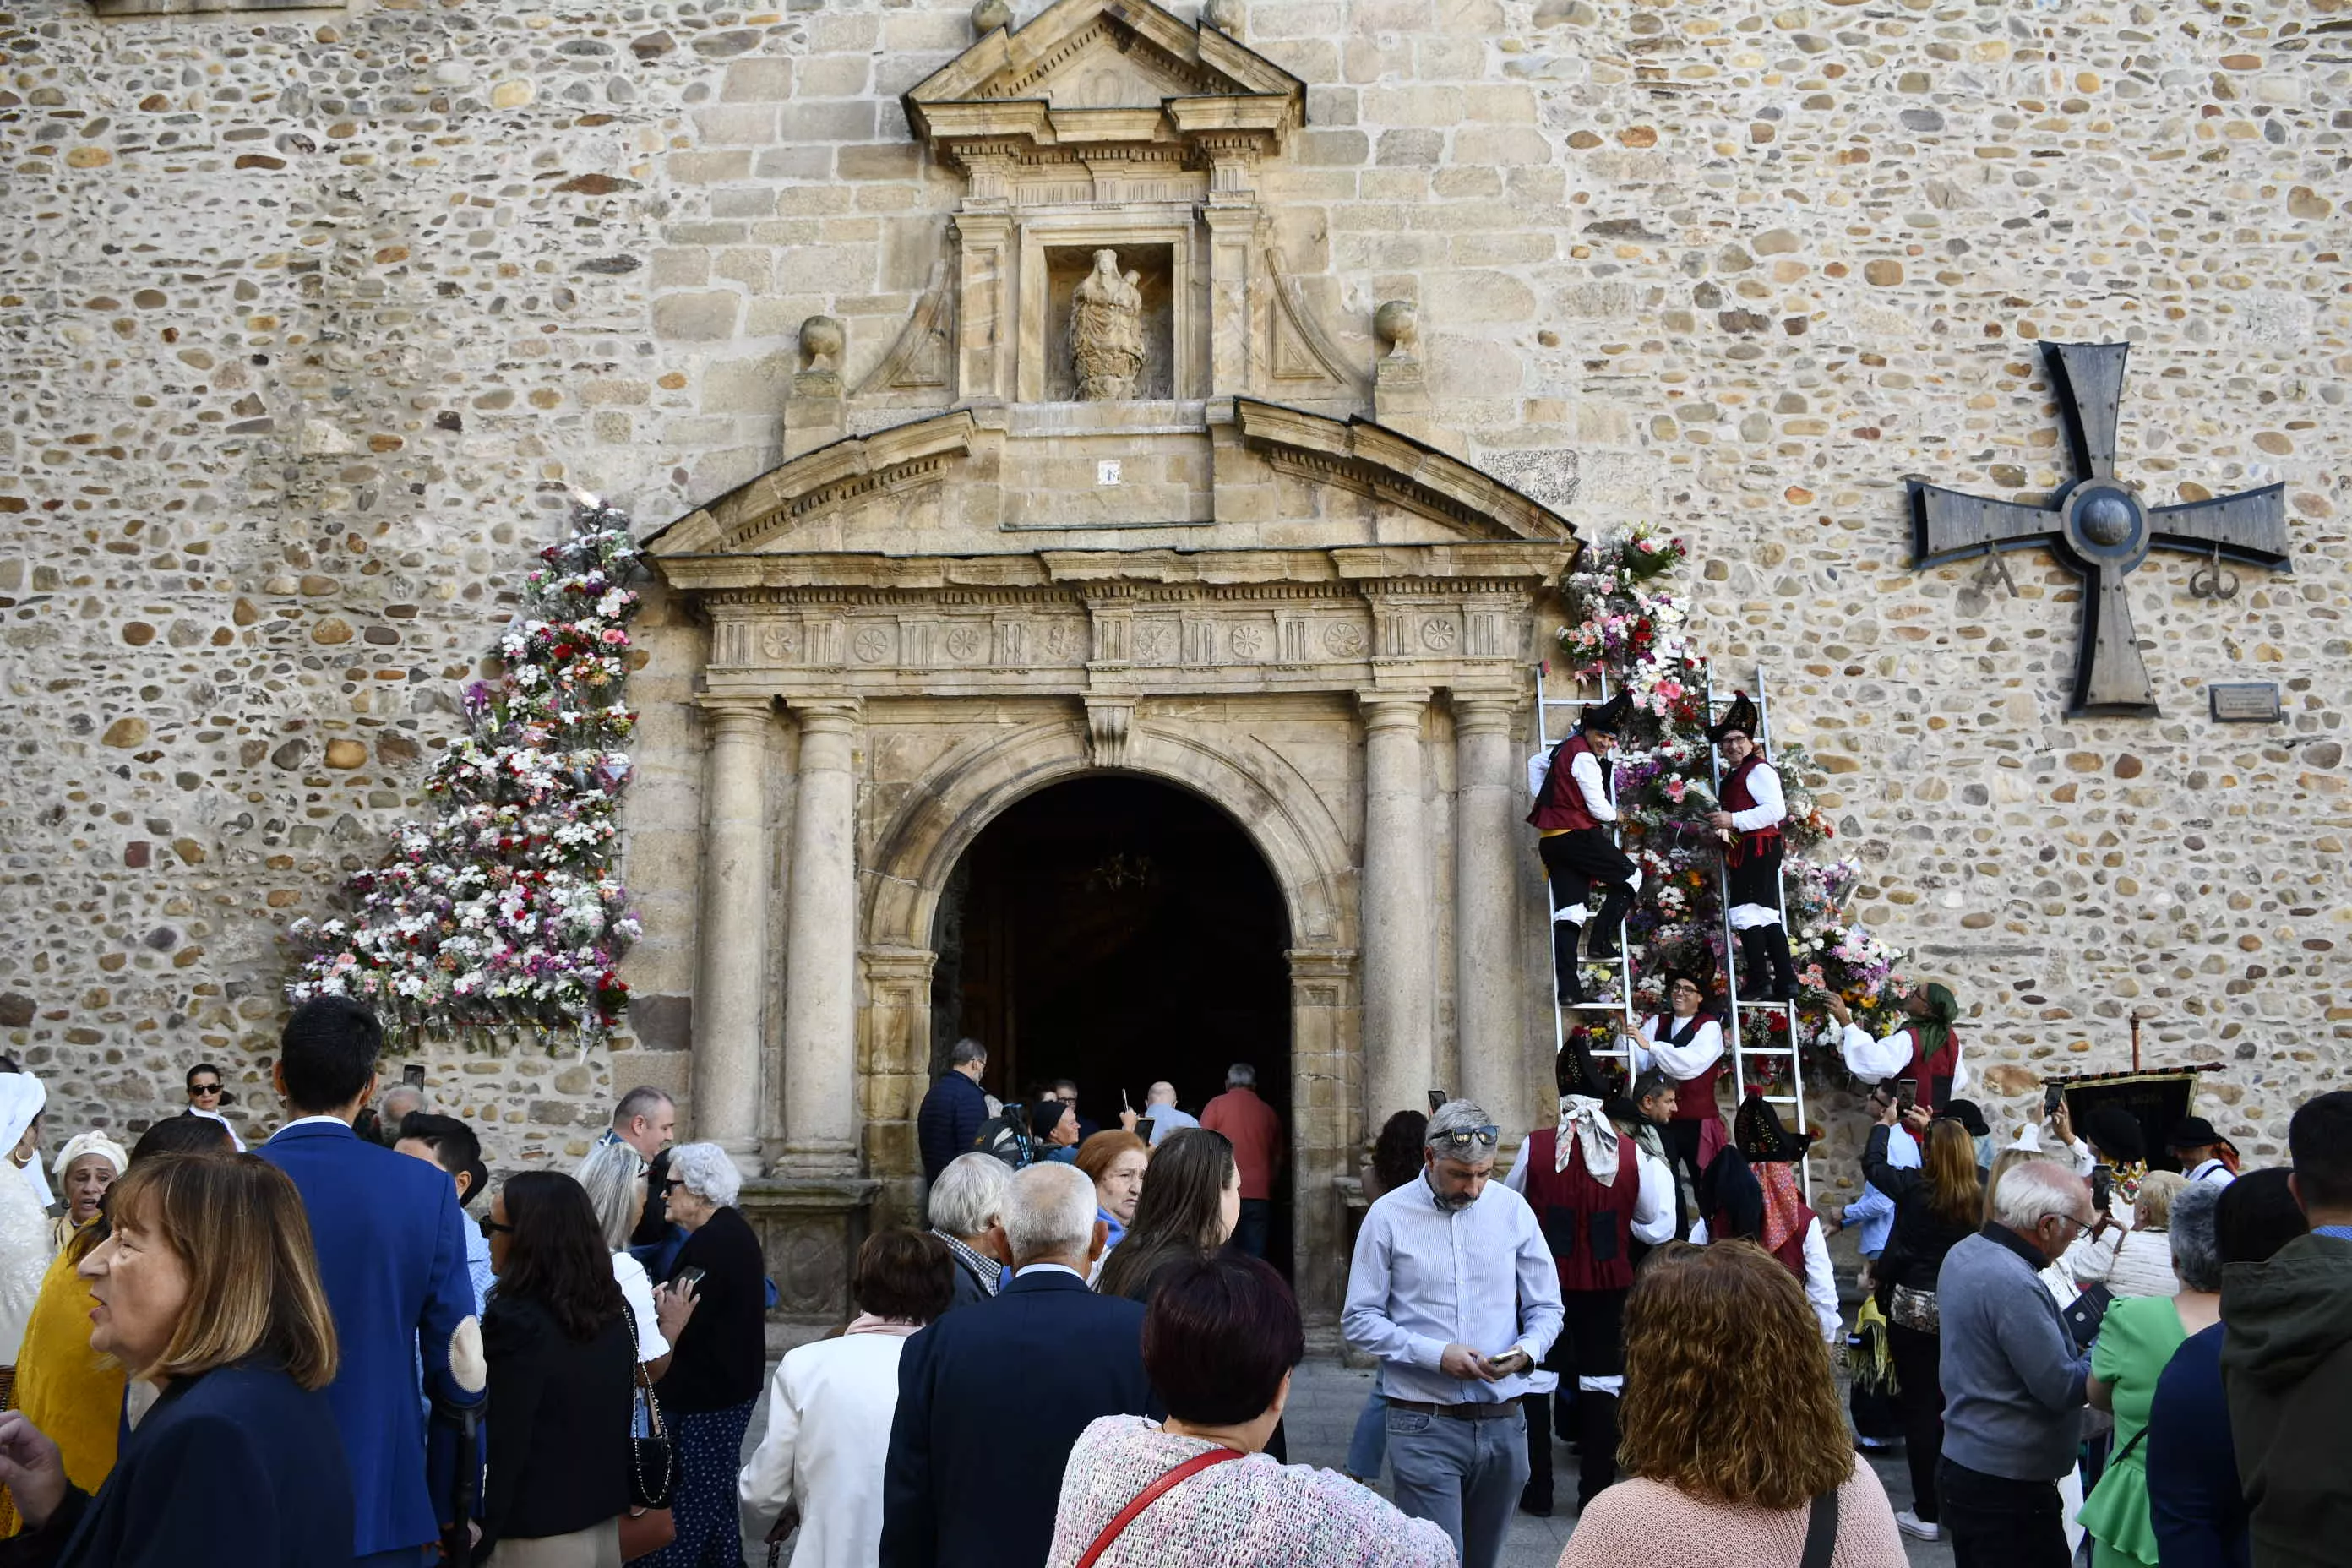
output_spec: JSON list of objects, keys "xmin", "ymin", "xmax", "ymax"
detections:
[{"xmin": 1342, "ymin": 1100, "xmax": 1563, "ymax": 1568}]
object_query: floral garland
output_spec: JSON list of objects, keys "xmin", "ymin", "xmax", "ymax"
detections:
[
  {"xmin": 286, "ymin": 496, "xmax": 645, "ymax": 1052},
  {"xmin": 1557, "ymin": 524, "xmax": 1909, "ymax": 1088}
]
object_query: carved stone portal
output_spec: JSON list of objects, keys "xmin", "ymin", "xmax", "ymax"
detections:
[{"xmin": 1071, "ymin": 249, "xmax": 1146, "ymax": 400}]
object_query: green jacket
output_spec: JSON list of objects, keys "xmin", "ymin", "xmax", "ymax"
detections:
[{"xmin": 2219, "ymin": 1231, "xmax": 2352, "ymax": 1568}]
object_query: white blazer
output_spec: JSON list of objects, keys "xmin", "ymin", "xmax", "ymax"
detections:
[{"xmin": 738, "ymin": 1329, "xmax": 915, "ymax": 1568}]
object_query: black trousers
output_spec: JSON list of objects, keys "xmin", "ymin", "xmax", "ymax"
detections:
[
  {"xmin": 1887, "ymin": 1321, "xmax": 1945, "ymax": 1522},
  {"xmin": 1657, "ymin": 1119, "xmax": 1705, "ymax": 1232},
  {"xmin": 1523, "ymin": 1288, "xmax": 1628, "ymax": 1511},
  {"xmin": 1539, "ymin": 830, "xmax": 1637, "ymax": 989},
  {"xmin": 1939, "ymin": 1459, "xmax": 2070, "ymax": 1568},
  {"xmin": 1724, "ymin": 839, "xmax": 1783, "ymax": 914}
]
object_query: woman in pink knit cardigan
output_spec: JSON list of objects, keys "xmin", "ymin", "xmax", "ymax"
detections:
[{"xmin": 1556, "ymin": 1240, "xmax": 1908, "ymax": 1568}]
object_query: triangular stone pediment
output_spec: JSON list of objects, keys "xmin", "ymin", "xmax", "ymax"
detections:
[
  {"xmin": 905, "ymin": 0, "xmax": 1302, "ymax": 161},
  {"xmin": 646, "ymin": 402, "xmax": 1575, "ymax": 580}
]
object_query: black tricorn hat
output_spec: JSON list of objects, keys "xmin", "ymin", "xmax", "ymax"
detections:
[
  {"xmin": 1581, "ymin": 689, "xmax": 1634, "ymax": 735},
  {"xmin": 2168, "ymin": 1115, "xmax": 2235, "ymax": 1152},
  {"xmin": 1735, "ymin": 1092, "xmax": 1818, "ymax": 1164},
  {"xmin": 1707, "ymin": 691, "xmax": 1760, "ymax": 745}
]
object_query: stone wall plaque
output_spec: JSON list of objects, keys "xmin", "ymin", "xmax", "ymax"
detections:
[{"xmin": 2209, "ymin": 683, "xmax": 2283, "ymax": 723}]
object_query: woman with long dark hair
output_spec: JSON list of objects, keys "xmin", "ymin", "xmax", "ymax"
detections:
[
  {"xmin": 1862, "ymin": 1103, "xmax": 1984, "ymax": 1544},
  {"xmin": 479, "ymin": 1172, "xmax": 634, "ymax": 1566},
  {"xmin": 1097, "ymin": 1129, "xmax": 1239, "ymax": 1302}
]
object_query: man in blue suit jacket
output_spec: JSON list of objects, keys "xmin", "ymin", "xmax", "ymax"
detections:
[
  {"xmin": 917, "ymin": 1038, "xmax": 993, "ymax": 1183},
  {"xmin": 260, "ymin": 997, "xmax": 485, "ymax": 1568},
  {"xmin": 882, "ymin": 1162, "xmax": 1157, "ymax": 1568}
]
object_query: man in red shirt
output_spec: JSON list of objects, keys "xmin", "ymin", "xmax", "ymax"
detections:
[{"xmin": 1200, "ymin": 1063, "xmax": 1283, "ymax": 1258}]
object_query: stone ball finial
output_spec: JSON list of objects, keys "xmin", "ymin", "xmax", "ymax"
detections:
[
  {"xmin": 972, "ymin": 0, "xmax": 1013, "ymax": 35},
  {"xmin": 1374, "ymin": 299, "xmax": 1418, "ymax": 360},
  {"xmin": 1202, "ymin": 0, "xmax": 1244, "ymax": 33},
  {"xmin": 799, "ymin": 314, "xmax": 846, "ymax": 374}
]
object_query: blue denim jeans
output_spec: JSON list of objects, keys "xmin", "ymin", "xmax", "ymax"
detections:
[
  {"xmin": 1344, "ymin": 1369, "xmax": 1387, "ymax": 1478},
  {"xmin": 1385, "ymin": 1402, "xmax": 1529, "ymax": 1568}
]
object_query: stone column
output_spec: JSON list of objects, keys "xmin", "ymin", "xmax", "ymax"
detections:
[
  {"xmin": 777, "ymin": 699, "xmax": 863, "ymax": 1176},
  {"xmin": 694, "ymin": 696, "xmax": 775, "ymax": 1175},
  {"xmin": 1453, "ymin": 695, "xmax": 1525, "ymax": 1137},
  {"xmin": 1359, "ymin": 692, "xmax": 1433, "ymax": 1128}
]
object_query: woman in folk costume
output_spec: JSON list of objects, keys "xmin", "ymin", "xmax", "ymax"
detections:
[
  {"xmin": 1702, "ymin": 693, "xmax": 1799, "ymax": 1003},
  {"xmin": 1526, "ymin": 689, "xmax": 1643, "ymax": 1005},
  {"xmin": 1615, "ymin": 972, "xmax": 1729, "ymax": 1211},
  {"xmin": 0, "ymin": 1075, "xmax": 53, "ymax": 1404},
  {"xmin": 1826, "ymin": 980, "xmax": 1968, "ymax": 1113},
  {"xmin": 1505, "ymin": 1058, "xmax": 1676, "ymax": 1513},
  {"xmin": 1693, "ymin": 1097, "xmax": 1841, "ymax": 1344}
]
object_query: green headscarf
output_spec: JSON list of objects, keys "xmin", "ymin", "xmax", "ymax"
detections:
[{"xmin": 1911, "ymin": 981, "xmax": 1959, "ymax": 1058}]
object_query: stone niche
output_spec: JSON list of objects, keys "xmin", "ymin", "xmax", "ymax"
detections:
[{"xmin": 1041, "ymin": 242, "xmax": 1179, "ymax": 402}]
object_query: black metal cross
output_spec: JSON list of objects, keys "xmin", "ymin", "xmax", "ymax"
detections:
[{"xmin": 1908, "ymin": 342, "xmax": 2292, "ymax": 716}]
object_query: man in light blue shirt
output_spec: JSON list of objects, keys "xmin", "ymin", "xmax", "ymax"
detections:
[
  {"xmin": 1342, "ymin": 1100, "xmax": 1564, "ymax": 1568},
  {"xmin": 1141, "ymin": 1081, "xmax": 1198, "ymax": 1145}
]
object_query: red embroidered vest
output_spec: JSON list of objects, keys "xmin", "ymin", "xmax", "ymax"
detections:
[
  {"xmin": 1520, "ymin": 1128, "xmax": 1637, "ymax": 1293},
  {"xmin": 1528, "ymin": 735, "xmax": 1607, "ymax": 833},
  {"xmin": 1719, "ymin": 755, "xmax": 1783, "ymax": 867}
]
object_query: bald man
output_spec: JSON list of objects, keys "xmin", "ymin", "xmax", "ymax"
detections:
[{"xmin": 1141, "ymin": 1082, "xmax": 1198, "ymax": 1146}]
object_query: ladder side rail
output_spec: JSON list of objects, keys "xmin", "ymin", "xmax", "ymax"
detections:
[{"xmin": 1752, "ymin": 667, "xmax": 1811, "ymax": 1202}]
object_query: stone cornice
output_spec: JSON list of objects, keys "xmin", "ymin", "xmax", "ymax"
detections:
[{"xmin": 658, "ymin": 543, "xmax": 1570, "ymax": 596}]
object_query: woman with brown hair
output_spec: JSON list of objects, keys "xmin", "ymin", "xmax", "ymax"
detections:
[
  {"xmin": 1097, "ymin": 1129, "xmax": 1239, "ymax": 1303},
  {"xmin": 1075, "ymin": 1130, "xmax": 1150, "ymax": 1259},
  {"xmin": 1556, "ymin": 1239, "xmax": 1905, "ymax": 1567},
  {"xmin": 1861, "ymin": 1102, "xmax": 1984, "ymax": 1544},
  {"xmin": 0, "ymin": 1152, "xmax": 352, "ymax": 1566}
]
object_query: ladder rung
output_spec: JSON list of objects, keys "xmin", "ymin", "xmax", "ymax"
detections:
[{"xmin": 1738, "ymin": 1047, "xmax": 1798, "ymax": 1056}]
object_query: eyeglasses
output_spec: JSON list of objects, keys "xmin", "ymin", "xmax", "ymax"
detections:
[
  {"xmin": 1431, "ymin": 1124, "xmax": 1500, "ymax": 1152},
  {"xmin": 189, "ymin": 1083, "xmax": 221, "ymax": 1097},
  {"xmin": 477, "ymin": 1214, "xmax": 513, "ymax": 1239}
]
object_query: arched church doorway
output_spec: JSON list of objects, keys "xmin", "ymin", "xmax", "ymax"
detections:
[{"xmin": 928, "ymin": 775, "xmax": 1293, "ymax": 1273}]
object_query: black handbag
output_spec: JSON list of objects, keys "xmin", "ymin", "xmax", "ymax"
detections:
[{"xmin": 621, "ymin": 1299, "xmax": 677, "ymax": 1509}]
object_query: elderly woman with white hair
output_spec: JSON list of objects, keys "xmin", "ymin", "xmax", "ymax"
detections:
[
  {"xmin": 574, "ymin": 1137, "xmax": 674, "ymax": 1380},
  {"xmin": 928, "ymin": 1152, "xmax": 1013, "ymax": 1311},
  {"xmin": 640, "ymin": 1141, "xmax": 767, "ymax": 1568}
]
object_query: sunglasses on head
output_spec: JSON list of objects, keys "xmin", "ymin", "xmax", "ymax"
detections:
[{"xmin": 1432, "ymin": 1124, "xmax": 1500, "ymax": 1152}]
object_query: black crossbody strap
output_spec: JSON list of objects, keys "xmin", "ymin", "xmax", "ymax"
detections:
[{"xmin": 1798, "ymin": 1480, "xmax": 1840, "ymax": 1568}]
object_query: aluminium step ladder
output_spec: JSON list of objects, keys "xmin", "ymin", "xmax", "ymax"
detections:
[
  {"xmin": 1705, "ymin": 667, "xmax": 1811, "ymax": 1202},
  {"xmin": 1533, "ymin": 664, "xmax": 1637, "ymax": 1087}
]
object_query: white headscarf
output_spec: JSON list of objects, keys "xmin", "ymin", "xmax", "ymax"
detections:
[
  {"xmin": 1554, "ymin": 1093, "xmax": 1620, "ymax": 1184},
  {"xmin": 52, "ymin": 1130, "xmax": 129, "ymax": 1180},
  {"xmin": 0, "ymin": 1075, "xmax": 48, "ymax": 1210}
]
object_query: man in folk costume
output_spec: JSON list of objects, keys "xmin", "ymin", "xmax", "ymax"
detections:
[
  {"xmin": 1526, "ymin": 689, "xmax": 1642, "ymax": 1005},
  {"xmin": 1696, "ymin": 1095, "xmax": 1842, "ymax": 1343},
  {"xmin": 1703, "ymin": 692, "xmax": 1799, "ymax": 1004},
  {"xmin": 1614, "ymin": 970, "xmax": 1729, "ymax": 1225},
  {"xmin": 1827, "ymin": 981, "xmax": 1968, "ymax": 1113},
  {"xmin": 1505, "ymin": 1052, "xmax": 1675, "ymax": 1514}
]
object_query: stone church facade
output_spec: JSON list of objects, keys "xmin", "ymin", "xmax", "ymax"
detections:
[{"xmin": 3, "ymin": 0, "xmax": 2348, "ymax": 1335}]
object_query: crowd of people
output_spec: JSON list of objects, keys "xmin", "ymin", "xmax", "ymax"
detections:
[{"xmin": 0, "ymin": 994, "xmax": 2338, "ymax": 1568}]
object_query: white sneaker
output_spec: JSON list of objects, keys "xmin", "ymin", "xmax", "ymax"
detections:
[{"xmin": 1895, "ymin": 1511, "xmax": 1941, "ymax": 1542}]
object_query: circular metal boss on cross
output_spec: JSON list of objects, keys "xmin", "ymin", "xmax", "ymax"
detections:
[{"xmin": 2059, "ymin": 480, "xmax": 2149, "ymax": 573}]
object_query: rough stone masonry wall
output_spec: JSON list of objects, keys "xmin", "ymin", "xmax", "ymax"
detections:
[{"xmin": 2, "ymin": 0, "xmax": 2347, "ymax": 1179}]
